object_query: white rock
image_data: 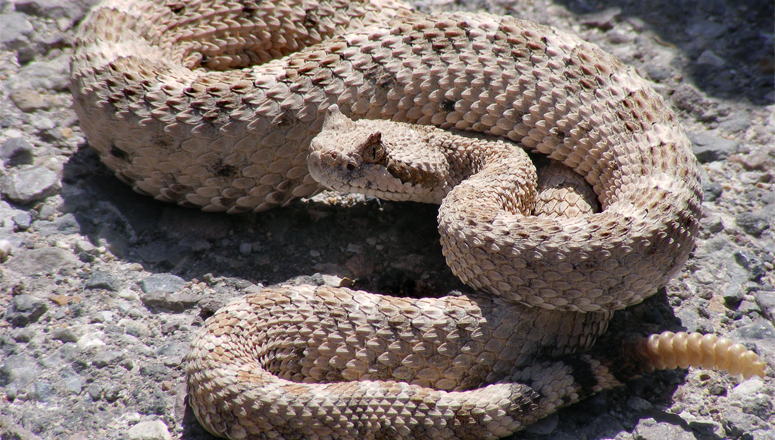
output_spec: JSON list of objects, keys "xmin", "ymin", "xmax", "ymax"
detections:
[
  {"xmin": 77, "ymin": 331, "xmax": 106, "ymax": 350},
  {"xmin": 126, "ymin": 420, "xmax": 172, "ymax": 440},
  {"xmin": 730, "ymin": 377, "xmax": 764, "ymax": 399}
]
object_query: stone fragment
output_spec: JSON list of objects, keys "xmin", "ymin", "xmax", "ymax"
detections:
[
  {"xmin": 9, "ymin": 89, "xmax": 57, "ymax": 112},
  {"xmin": 141, "ymin": 274, "xmax": 186, "ymax": 293},
  {"xmin": 1, "ymin": 165, "xmax": 61, "ymax": 203},
  {"xmin": 0, "ymin": 138, "xmax": 34, "ymax": 166},
  {"xmin": 689, "ymin": 132, "xmax": 738, "ymax": 163},
  {"xmin": 735, "ymin": 210, "xmax": 770, "ymax": 237},
  {"xmin": 141, "ymin": 291, "xmax": 200, "ymax": 313},
  {"xmin": 30, "ymin": 380, "xmax": 54, "ymax": 402},
  {"xmin": 92, "ymin": 350, "xmax": 125, "ymax": 368},
  {"xmin": 697, "ymin": 50, "xmax": 725, "ymax": 67},
  {"xmin": 50, "ymin": 327, "xmax": 78, "ymax": 343},
  {"xmin": 13, "ymin": 212, "xmax": 33, "ymax": 231},
  {"xmin": 0, "ymin": 12, "xmax": 34, "ymax": 51},
  {"xmin": 5, "ymin": 248, "xmax": 77, "ymax": 275},
  {"xmin": 755, "ymin": 291, "xmax": 775, "ymax": 322},
  {"xmin": 5, "ymin": 294, "xmax": 47, "ymax": 327},
  {"xmin": 0, "ymin": 354, "xmax": 39, "ymax": 387},
  {"xmin": 85, "ymin": 271, "xmax": 120, "ymax": 291},
  {"xmin": 633, "ymin": 417, "xmax": 696, "ymax": 440},
  {"xmin": 580, "ymin": 7, "xmax": 621, "ymax": 29},
  {"xmin": 0, "ymin": 418, "xmax": 43, "ymax": 440}
]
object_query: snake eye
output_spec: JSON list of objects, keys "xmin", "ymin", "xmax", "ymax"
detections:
[{"xmin": 361, "ymin": 132, "xmax": 384, "ymax": 163}]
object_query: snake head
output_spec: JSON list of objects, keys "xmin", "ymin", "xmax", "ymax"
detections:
[{"xmin": 308, "ymin": 106, "xmax": 450, "ymax": 204}]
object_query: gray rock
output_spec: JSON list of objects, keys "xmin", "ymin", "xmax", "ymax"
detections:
[
  {"xmin": 85, "ymin": 271, "xmax": 120, "ymax": 292},
  {"xmin": 124, "ymin": 321, "xmax": 151, "ymax": 338},
  {"xmin": 702, "ymin": 182, "xmax": 723, "ymax": 202},
  {"xmin": 755, "ymin": 291, "xmax": 775, "ymax": 322},
  {"xmin": 722, "ymin": 410, "xmax": 767, "ymax": 438},
  {"xmin": 645, "ymin": 65, "xmax": 671, "ymax": 82},
  {"xmin": 32, "ymin": 212, "xmax": 82, "ymax": 237},
  {"xmin": 141, "ymin": 290, "xmax": 200, "ymax": 313},
  {"xmin": 5, "ymin": 247, "xmax": 77, "ymax": 275},
  {"xmin": 126, "ymin": 420, "xmax": 172, "ymax": 440},
  {"xmin": 239, "ymin": 242, "xmax": 252, "ymax": 255},
  {"xmin": 697, "ymin": 50, "xmax": 725, "ymax": 67},
  {"xmin": 140, "ymin": 274, "xmax": 186, "ymax": 294},
  {"xmin": 0, "ymin": 138, "xmax": 34, "ymax": 166},
  {"xmin": 87, "ymin": 383, "xmax": 102, "ymax": 401},
  {"xmin": 719, "ymin": 110, "xmax": 753, "ymax": 134},
  {"xmin": 92, "ymin": 350, "xmax": 125, "ymax": 368},
  {"xmin": 29, "ymin": 379, "xmax": 54, "ymax": 402},
  {"xmin": 1, "ymin": 165, "xmax": 60, "ymax": 204},
  {"xmin": 0, "ymin": 418, "xmax": 43, "ymax": 440},
  {"xmin": 11, "ymin": 54, "xmax": 70, "ymax": 92},
  {"xmin": 634, "ymin": 417, "xmax": 696, "ymax": 440},
  {"xmin": 579, "ymin": 7, "xmax": 621, "ymax": 29},
  {"xmin": 61, "ymin": 371, "xmax": 83, "ymax": 394},
  {"xmin": 13, "ymin": 212, "xmax": 32, "ymax": 231},
  {"xmin": 8, "ymin": 89, "xmax": 58, "ymax": 112},
  {"xmin": 0, "ymin": 354, "xmax": 39, "ymax": 388},
  {"xmin": 689, "ymin": 132, "xmax": 739, "ymax": 163},
  {"xmin": 723, "ymin": 283, "xmax": 744, "ymax": 305},
  {"xmin": 50, "ymin": 327, "xmax": 78, "ymax": 343},
  {"xmin": 4, "ymin": 294, "xmax": 47, "ymax": 327},
  {"xmin": 0, "ymin": 12, "xmax": 33, "ymax": 51},
  {"xmin": 736, "ymin": 210, "xmax": 770, "ymax": 237},
  {"xmin": 14, "ymin": 0, "xmax": 72, "ymax": 20}
]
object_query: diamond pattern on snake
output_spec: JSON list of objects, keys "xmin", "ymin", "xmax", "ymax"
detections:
[{"xmin": 70, "ymin": 0, "xmax": 767, "ymax": 439}]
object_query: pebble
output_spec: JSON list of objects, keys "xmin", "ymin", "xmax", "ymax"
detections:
[
  {"xmin": 0, "ymin": 137, "xmax": 35, "ymax": 166},
  {"xmin": 85, "ymin": 271, "xmax": 120, "ymax": 291},
  {"xmin": 689, "ymin": 132, "xmax": 739, "ymax": 163},
  {"xmin": 5, "ymin": 247, "xmax": 77, "ymax": 275},
  {"xmin": 140, "ymin": 274, "xmax": 186, "ymax": 294},
  {"xmin": 633, "ymin": 417, "xmax": 696, "ymax": 440},
  {"xmin": 755, "ymin": 291, "xmax": 775, "ymax": 322},
  {"xmin": 0, "ymin": 12, "xmax": 34, "ymax": 51},
  {"xmin": 0, "ymin": 165, "xmax": 60, "ymax": 203},
  {"xmin": 0, "ymin": 355, "xmax": 39, "ymax": 389},
  {"xmin": 30, "ymin": 380, "xmax": 54, "ymax": 402},
  {"xmin": 76, "ymin": 332, "xmax": 106, "ymax": 350},
  {"xmin": 697, "ymin": 49, "xmax": 726, "ymax": 67},
  {"xmin": 50, "ymin": 327, "xmax": 78, "ymax": 343},
  {"xmin": 13, "ymin": 212, "xmax": 33, "ymax": 231},
  {"xmin": 9, "ymin": 89, "xmax": 58, "ymax": 112},
  {"xmin": 5, "ymin": 294, "xmax": 47, "ymax": 327},
  {"xmin": 126, "ymin": 420, "xmax": 172, "ymax": 440},
  {"xmin": 0, "ymin": 239, "xmax": 12, "ymax": 261},
  {"xmin": 92, "ymin": 350, "xmax": 125, "ymax": 368},
  {"xmin": 735, "ymin": 210, "xmax": 771, "ymax": 237},
  {"xmin": 141, "ymin": 291, "xmax": 200, "ymax": 313}
]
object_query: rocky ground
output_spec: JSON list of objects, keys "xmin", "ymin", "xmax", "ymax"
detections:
[{"xmin": 0, "ymin": 0, "xmax": 773, "ymax": 439}]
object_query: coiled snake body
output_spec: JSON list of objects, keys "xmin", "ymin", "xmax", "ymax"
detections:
[{"xmin": 71, "ymin": 0, "xmax": 765, "ymax": 439}]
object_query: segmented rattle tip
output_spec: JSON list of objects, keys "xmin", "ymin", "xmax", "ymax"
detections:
[{"xmin": 634, "ymin": 331, "xmax": 766, "ymax": 379}]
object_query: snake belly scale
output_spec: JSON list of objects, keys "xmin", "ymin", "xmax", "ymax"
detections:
[{"xmin": 70, "ymin": 0, "xmax": 712, "ymax": 438}]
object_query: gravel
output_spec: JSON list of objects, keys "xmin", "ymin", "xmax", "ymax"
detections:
[{"xmin": 0, "ymin": 0, "xmax": 773, "ymax": 439}]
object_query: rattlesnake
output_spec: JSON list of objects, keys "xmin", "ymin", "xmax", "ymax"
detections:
[{"xmin": 70, "ymin": 0, "xmax": 766, "ymax": 439}]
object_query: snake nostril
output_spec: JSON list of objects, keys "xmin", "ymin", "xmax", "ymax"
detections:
[{"xmin": 346, "ymin": 164, "xmax": 355, "ymax": 171}]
